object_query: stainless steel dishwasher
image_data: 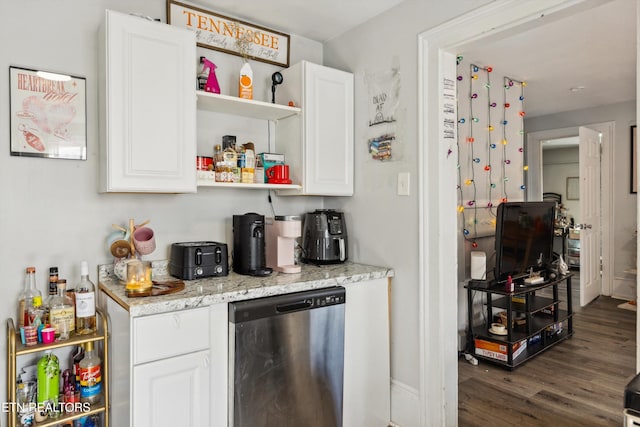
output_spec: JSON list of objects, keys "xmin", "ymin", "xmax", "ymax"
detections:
[{"xmin": 229, "ymin": 286, "xmax": 346, "ymax": 427}]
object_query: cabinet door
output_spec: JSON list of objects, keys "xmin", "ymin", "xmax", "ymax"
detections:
[
  {"xmin": 100, "ymin": 10, "xmax": 196, "ymax": 193},
  {"xmin": 303, "ymin": 62, "xmax": 354, "ymax": 196},
  {"xmin": 344, "ymin": 278, "xmax": 391, "ymax": 426},
  {"xmin": 133, "ymin": 350, "xmax": 210, "ymax": 427}
]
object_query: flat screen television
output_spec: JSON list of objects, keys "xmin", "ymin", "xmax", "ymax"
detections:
[{"xmin": 494, "ymin": 201, "xmax": 556, "ymax": 282}]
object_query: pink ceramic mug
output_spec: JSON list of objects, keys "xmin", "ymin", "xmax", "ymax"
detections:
[{"xmin": 132, "ymin": 227, "xmax": 156, "ymax": 256}]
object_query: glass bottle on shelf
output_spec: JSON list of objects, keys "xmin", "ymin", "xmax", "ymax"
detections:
[
  {"xmin": 44, "ymin": 267, "xmax": 59, "ymax": 324},
  {"xmin": 27, "ymin": 295, "xmax": 45, "ymax": 329},
  {"xmin": 49, "ymin": 280, "xmax": 75, "ymax": 340},
  {"xmin": 18, "ymin": 266, "xmax": 42, "ymax": 328},
  {"xmin": 75, "ymin": 261, "xmax": 97, "ymax": 335},
  {"xmin": 37, "ymin": 350, "xmax": 59, "ymax": 421},
  {"xmin": 213, "ymin": 144, "xmax": 223, "ymax": 166},
  {"xmin": 79, "ymin": 341, "xmax": 102, "ymax": 404},
  {"xmin": 197, "ymin": 56, "xmax": 209, "ymax": 90},
  {"xmin": 48, "ymin": 267, "xmax": 58, "ymax": 297},
  {"xmin": 223, "ymin": 144, "xmax": 238, "ymax": 183},
  {"xmin": 65, "ymin": 277, "xmax": 76, "ymax": 314}
]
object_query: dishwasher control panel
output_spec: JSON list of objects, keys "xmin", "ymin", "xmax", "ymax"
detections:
[
  {"xmin": 313, "ymin": 293, "xmax": 345, "ymax": 307},
  {"xmin": 230, "ymin": 286, "xmax": 346, "ymax": 323}
]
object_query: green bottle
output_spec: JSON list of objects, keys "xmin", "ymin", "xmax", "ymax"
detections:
[{"xmin": 37, "ymin": 350, "xmax": 59, "ymax": 419}]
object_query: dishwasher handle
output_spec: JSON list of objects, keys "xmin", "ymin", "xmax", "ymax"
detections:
[{"xmin": 276, "ymin": 299, "xmax": 313, "ymax": 313}]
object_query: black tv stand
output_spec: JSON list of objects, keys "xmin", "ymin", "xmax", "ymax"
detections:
[{"xmin": 464, "ymin": 273, "xmax": 573, "ymax": 369}]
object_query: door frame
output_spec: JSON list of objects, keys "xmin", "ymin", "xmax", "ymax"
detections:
[
  {"xmin": 417, "ymin": 0, "xmax": 622, "ymax": 424},
  {"xmin": 528, "ymin": 122, "xmax": 614, "ymax": 297}
]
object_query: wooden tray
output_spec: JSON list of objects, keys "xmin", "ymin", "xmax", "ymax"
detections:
[{"xmin": 126, "ymin": 280, "xmax": 185, "ymax": 298}]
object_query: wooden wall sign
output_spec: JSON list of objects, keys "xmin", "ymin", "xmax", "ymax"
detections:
[{"xmin": 167, "ymin": 1, "xmax": 290, "ymax": 67}]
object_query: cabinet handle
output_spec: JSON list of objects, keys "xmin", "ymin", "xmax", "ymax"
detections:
[
  {"xmin": 172, "ymin": 315, "xmax": 179, "ymax": 328},
  {"xmin": 203, "ymin": 355, "xmax": 209, "ymax": 368}
]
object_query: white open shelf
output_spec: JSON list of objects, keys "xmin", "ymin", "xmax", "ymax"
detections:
[
  {"xmin": 196, "ymin": 90, "xmax": 301, "ymax": 121},
  {"xmin": 197, "ymin": 179, "xmax": 302, "ymax": 190}
]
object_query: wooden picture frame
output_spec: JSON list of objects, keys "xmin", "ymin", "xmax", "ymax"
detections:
[
  {"xmin": 566, "ymin": 176, "xmax": 579, "ymax": 200},
  {"xmin": 167, "ymin": 0, "xmax": 290, "ymax": 67},
  {"xmin": 631, "ymin": 125, "xmax": 637, "ymax": 193},
  {"xmin": 9, "ymin": 66, "xmax": 87, "ymax": 160}
]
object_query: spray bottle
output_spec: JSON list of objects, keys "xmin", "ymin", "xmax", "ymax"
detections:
[{"xmin": 200, "ymin": 56, "xmax": 221, "ymax": 94}]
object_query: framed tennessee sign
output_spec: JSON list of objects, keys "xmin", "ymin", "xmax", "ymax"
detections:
[{"xmin": 167, "ymin": 1, "xmax": 290, "ymax": 67}]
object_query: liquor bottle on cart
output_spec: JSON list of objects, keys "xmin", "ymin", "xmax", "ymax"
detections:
[
  {"xmin": 75, "ymin": 261, "xmax": 97, "ymax": 334},
  {"xmin": 79, "ymin": 341, "xmax": 102, "ymax": 404},
  {"xmin": 17, "ymin": 266, "xmax": 42, "ymax": 328},
  {"xmin": 49, "ymin": 279, "xmax": 75, "ymax": 340}
]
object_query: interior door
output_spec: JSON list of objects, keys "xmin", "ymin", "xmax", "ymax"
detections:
[{"xmin": 578, "ymin": 126, "xmax": 601, "ymax": 306}]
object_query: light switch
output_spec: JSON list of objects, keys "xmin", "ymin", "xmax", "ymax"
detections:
[{"xmin": 397, "ymin": 172, "xmax": 410, "ymax": 196}]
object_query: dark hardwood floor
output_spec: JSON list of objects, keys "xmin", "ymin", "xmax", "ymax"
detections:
[{"xmin": 459, "ymin": 272, "xmax": 636, "ymax": 426}]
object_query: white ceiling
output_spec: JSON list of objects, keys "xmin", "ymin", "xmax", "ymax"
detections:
[
  {"xmin": 458, "ymin": 0, "xmax": 636, "ymax": 118},
  {"xmin": 195, "ymin": 0, "xmax": 636, "ymax": 118}
]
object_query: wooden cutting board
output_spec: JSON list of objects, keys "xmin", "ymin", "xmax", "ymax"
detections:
[{"xmin": 126, "ymin": 280, "xmax": 185, "ymax": 298}]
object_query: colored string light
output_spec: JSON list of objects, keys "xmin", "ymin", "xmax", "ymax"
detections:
[{"xmin": 456, "ymin": 61, "xmax": 526, "ymax": 243}]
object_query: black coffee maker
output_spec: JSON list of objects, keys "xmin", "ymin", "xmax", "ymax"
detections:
[{"xmin": 233, "ymin": 213, "xmax": 273, "ymax": 276}]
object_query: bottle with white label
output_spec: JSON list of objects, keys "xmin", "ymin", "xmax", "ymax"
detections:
[{"xmin": 75, "ymin": 261, "xmax": 96, "ymax": 335}]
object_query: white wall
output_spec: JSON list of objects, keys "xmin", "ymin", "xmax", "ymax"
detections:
[
  {"xmin": 526, "ymin": 100, "xmax": 637, "ymax": 299},
  {"xmin": 0, "ymin": 0, "xmax": 324, "ymax": 407},
  {"xmin": 543, "ymin": 147, "xmax": 580, "ymax": 222},
  {"xmin": 322, "ymin": 0, "xmax": 492, "ymax": 424}
]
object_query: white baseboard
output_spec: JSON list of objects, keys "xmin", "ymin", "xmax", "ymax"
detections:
[
  {"xmin": 390, "ymin": 379, "xmax": 420, "ymax": 427},
  {"xmin": 613, "ymin": 277, "xmax": 636, "ymax": 301}
]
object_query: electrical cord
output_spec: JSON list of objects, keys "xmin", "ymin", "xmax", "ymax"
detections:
[{"xmin": 267, "ymin": 190, "xmax": 276, "ymax": 217}]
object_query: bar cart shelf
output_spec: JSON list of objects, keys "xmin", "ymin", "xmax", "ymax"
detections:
[
  {"xmin": 465, "ymin": 273, "xmax": 573, "ymax": 369},
  {"xmin": 6, "ymin": 308, "xmax": 109, "ymax": 427}
]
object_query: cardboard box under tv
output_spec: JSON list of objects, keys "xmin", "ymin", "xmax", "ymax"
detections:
[{"xmin": 474, "ymin": 337, "xmax": 527, "ymax": 362}]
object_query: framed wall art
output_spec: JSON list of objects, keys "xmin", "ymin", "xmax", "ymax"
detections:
[
  {"xmin": 631, "ymin": 125, "xmax": 637, "ymax": 194},
  {"xmin": 566, "ymin": 176, "xmax": 579, "ymax": 200},
  {"xmin": 167, "ymin": 0, "xmax": 290, "ymax": 67},
  {"xmin": 9, "ymin": 66, "xmax": 87, "ymax": 160}
]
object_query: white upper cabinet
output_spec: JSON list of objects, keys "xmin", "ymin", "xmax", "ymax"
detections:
[
  {"xmin": 277, "ymin": 61, "xmax": 354, "ymax": 196},
  {"xmin": 99, "ymin": 10, "xmax": 196, "ymax": 193}
]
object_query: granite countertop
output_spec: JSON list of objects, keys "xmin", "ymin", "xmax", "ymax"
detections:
[{"xmin": 99, "ymin": 260, "xmax": 394, "ymax": 316}]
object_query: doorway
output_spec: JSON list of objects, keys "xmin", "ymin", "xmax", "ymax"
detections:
[
  {"xmin": 542, "ymin": 136, "xmax": 581, "ymax": 302},
  {"xmin": 417, "ymin": 1, "xmax": 636, "ymax": 425},
  {"xmin": 529, "ymin": 122, "xmax": 615, "ymax": 300}
]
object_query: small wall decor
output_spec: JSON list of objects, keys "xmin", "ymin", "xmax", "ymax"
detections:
[
  {"xmin": 631, "ymin": 125, "xmax": 637, "ymax": 193},
  {"xmin": 9, "ymin": 66, "xmax": 86, "ymax": 160},
  {"xmin": 566, "ymin": 176, "xmax": 579, "ymax": 200},
  {"xmin": 167, "ymin": 0, "xmax": 290, "ymax": 67},
  {"xmin": 364, "ymin": 68, "xmax": 401, "ymax": 161}
]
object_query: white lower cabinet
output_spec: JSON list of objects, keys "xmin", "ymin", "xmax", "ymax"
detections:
[
  {"xmin": 344, "ymin": 278, "xmax": 391, "ymax": 426},
  {"xmin": 133, "ymin": 350, "xmax": 210, "ymax": 427},
  {"xmin": 103, "ymin": 298, "xmax": 219, "ymax": 427},
  {"xmin": 102, "ymin": 278, "xmax": 389, "ymax": 427}
]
